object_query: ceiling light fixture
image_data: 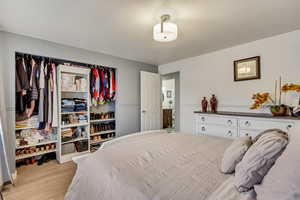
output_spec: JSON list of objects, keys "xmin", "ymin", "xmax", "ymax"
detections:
[{"xmin": 153, "ymin": 14, "xmax": 178, "ymax": 42}]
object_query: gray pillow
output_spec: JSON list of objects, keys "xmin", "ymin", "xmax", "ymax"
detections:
[
  {"xmin": 234, "ymin": 129, "xmax": 288, "ymax": 192},
  {"xmin": 221, "ymin": 136, "xmax": 252, "ymax": 174},
  {"xmin": 255, "ymin": 122, "xmax": 300, "ymax": 200},
  {"xmin": 253, "ymin": 128, "xmax": 288, "ymax": 143}
]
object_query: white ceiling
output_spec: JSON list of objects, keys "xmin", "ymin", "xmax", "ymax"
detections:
[{"xmin": 1, "ymin": 0, "xmax": 300, "ymax": 65}]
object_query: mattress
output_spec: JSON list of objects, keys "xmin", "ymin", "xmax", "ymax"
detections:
[{"xmin": 65, "ymin": 131, "xmax": 232, "ymax": 200}]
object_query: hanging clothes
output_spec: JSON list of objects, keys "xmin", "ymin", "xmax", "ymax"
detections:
[
  {"xmin": 91, "ymin": 68, "xmax": 100, "ymax": 106},
  {"xmin": 47, "ymin": 63, "xmax": 53, "ymax": 125},
  {"xmin": 15, "ymin": 55, "xmax": 58, "ymax": 131},
  {"xmin": 89, "ymin": 66, "xmax": 116, "ymax": 105},
  {"xmin": 16, "ymin": 57, "xmax": 30, "ymax": 114},
  {"xmin": 38, "ymin": 60, "xmax": 45, "ymax": 123},
  {"xmin": 90, "ymin": 67, "xmax": 96, "ymax": 105},
  {"xmin": 52, "ymin": 63, "xmax": 58, "ymax": 127},
  {"xmin": 110, "ymin": 69, "xmax": 116, "ymax": 100}
]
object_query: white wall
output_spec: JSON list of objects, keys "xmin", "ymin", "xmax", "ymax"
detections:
[
  {"xmin": 159, "ymin": 30, "xmax": 300, "ymax": 133},
  {"xmin": 0, "ymin": 31, "xmax": 157, "ymax": 180}
]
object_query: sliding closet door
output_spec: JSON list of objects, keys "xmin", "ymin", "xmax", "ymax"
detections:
[{"xmin": 140, "ymin": 71, "xmax": 161, "ymax": 131}]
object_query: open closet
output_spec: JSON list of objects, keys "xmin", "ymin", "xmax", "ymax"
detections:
[{"xmin": 15, "ymin": 52, "xmax": 117, "ymax": 166}]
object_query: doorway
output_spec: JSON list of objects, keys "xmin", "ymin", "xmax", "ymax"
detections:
[{"xmin": 161, "ymin": 72, "xmax": 180, "ymax": 131}]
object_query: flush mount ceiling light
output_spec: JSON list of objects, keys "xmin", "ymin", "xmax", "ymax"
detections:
[{"xmin": 153, "ymin": 14, "xmax": 178, "ymax": 42}]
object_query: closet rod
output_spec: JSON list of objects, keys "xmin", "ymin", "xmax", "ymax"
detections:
[{"xmin": 15, "ymin": 52, "xmax": 116, "ymax": 70}]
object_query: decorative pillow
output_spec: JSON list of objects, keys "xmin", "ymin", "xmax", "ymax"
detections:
[
  {"xmin": 255, "ymin": 122, "xmax": 300, "ymax": 200},
  {"xmin": 234, "ymin": 129, "xmax": 288, "ymax": 192},
  {"xmin": 221, "ymin": 136, "xmax": 252, "ymax": 174},
  {"xmin": 253, "ymin": 128, "xmax": 288, "ymax": 143}
]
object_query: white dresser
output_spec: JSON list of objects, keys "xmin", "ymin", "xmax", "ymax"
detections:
[{"xmin": 194, "ymin": 111, "xmax": 299, "ymax": 139}]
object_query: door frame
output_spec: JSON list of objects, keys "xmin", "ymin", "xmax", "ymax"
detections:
[{"xmin": 161, "ymin": 72, "xmax": 180, "ymax": 131}]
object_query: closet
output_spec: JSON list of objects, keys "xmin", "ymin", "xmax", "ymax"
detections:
[{"xmin": 15, "ymin": 52, "xmax": 117, "ymax": 166}]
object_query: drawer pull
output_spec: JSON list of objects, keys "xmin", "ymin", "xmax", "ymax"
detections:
[
  {"xmin": 245, "ymin": 121, "xmax": 251, "ymax": 127},
  {"xmin": 201, "ymin": 126, "xmax": 206, "ymax": 131},
  {"xmin": 227, "ymin": 120, "xmax": 233, "ymax": 125},
  {"xmin": 201, "ymin": 117, "xmax": 205, "ymax": 121},
  {"xmin": 227, "ymin": 131, "xmax": 233, "ymax": 136},
  {"xmin": 287, "ymin": 125, "xmax": 292, "ymax": 130}
]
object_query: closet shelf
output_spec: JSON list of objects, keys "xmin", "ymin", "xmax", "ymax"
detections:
[
  {"xmin": 90, "ymin": 119, "xmax": 115, "ymax": 123},
  {"xmin": 16, "ymin": 140, "xmax": 58, "ymax": 149},
  {"xmin": 61, "ymin": 111, "xmax": 88, "ymax": 115},
  {"xmin": 61, "ymin": 123, "xmax": 89, "ymax": 129},
  {"xmin": 90, "ymin": 130, "xmax": 115, "ymax": 136},
  {"xmin": 90, "ymin": 138, "xmax": 114, "ymax": 145},
  {"xmin": 61, "ymin": 137, "xmax": 89, "ymax": 145},
  {"xmin": 15, "ymin": 126, "xmax": 38, "ymax": 131},
  {"xmin": 16, "ymin": 149, "xmax": 57, "ymax": 160},
  {"xmin": 61, "ymin": 90, "xmax": 88, "ymax": 93}
]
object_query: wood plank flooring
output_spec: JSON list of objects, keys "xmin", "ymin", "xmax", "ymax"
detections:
[{"xmin": 2, "ymin": 161, "xmax": 76, "ymax": 200}]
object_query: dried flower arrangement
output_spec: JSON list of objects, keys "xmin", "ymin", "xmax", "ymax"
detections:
[
  {"xmin": 281, "ymin": 84, "xmax": 300, "ymax": 92},
  {"xmin": 250, "ymin": 77, "xmax": 288, "ymax": 116}
]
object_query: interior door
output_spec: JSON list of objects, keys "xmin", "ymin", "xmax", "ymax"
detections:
[{"xmin": 140, "ymin": 71, "xmax": 161, "ymax": 131}]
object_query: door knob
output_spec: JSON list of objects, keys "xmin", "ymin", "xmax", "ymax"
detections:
[
  {"xmin": 142, "ymin": 110, "xmax": 146, "ymax": 113},
  {"xmin": 227, "ymin": 131, "xmax": 233, "ymax": 136}
]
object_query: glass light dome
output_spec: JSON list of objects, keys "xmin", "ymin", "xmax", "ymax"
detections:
[{"xmin": 153, "ymin": 22, "xmax": 178, "ymax": 42}]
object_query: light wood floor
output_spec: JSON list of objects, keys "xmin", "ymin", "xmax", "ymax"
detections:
[{"xmin": 2, "ymin": 161, "xmax": 76, "ymax": 200}]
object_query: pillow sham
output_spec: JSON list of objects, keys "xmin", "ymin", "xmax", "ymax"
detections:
[
  {"xmin": 253, "ymin": 128, "xmax": 288, "ymax": 143},
  {"xmin": 234, "ymin": 129, "xmax": 288, "ymax": 192},
  {"xmin": 221, "ymin": 136, "xmax": 252, "ymax": 174},
  {"xmin": 255, "ymin": 122, "xmax": 300, "ymax": 200}
]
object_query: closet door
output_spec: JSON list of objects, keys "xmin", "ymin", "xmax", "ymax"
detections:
[{"xmin": 140, "ymin": 71, "xmax": 161, "ymax": 131}]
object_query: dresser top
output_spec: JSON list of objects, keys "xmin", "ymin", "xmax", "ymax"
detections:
[{"xmin": 194, "ymin": 111, "xmax": 300, "ymax": 120}]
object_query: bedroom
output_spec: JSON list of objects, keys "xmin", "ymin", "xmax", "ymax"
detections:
[{"xmin": 0, "ymin": 0, "xmax": 300, "ymax": 199}]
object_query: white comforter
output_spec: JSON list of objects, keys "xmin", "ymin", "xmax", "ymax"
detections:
[{"xmin": 65, "ymin": 131, "xmax": 233, "ymax": 200}]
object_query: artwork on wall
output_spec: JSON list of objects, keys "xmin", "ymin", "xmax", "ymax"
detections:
[
  {"xmin": 167, "ymin": 90, "xmax": 172, "ymax": 98},
  {"xmin": 234, "ymin": 56, "xmax": 260, "ymax": 81}
]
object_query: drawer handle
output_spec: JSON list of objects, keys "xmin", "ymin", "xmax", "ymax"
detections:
[
  {"xmin": 227, "ymin": 120, "xmax": 233, "ymax": 125},
  {"xmin": 287, "ymin": 125, "xmax": 292, "ymax": 130},
  {"xmin": 245, "ymin": 121, "xmax": 251, "ymax": 127},
  {"xmin": 201, "ymin": 126, "xmax": 206, "ymax": 131},
  {"xmin": 201, "ymin": 117, "xmax": 205, "ymax": 121},
  {"xmin": 227, "ymin": 131, "xmax": 233, "ymax": 136}
]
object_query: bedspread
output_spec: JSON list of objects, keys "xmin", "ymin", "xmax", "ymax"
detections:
[{"xmin": 65, "ymin": 131, "xmax": 232, "ymax": 200}]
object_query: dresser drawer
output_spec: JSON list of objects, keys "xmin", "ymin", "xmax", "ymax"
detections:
[
  {"xmin": 239, "ymin": 119, "xmax": 293, "ymax": 132},
  {"xmin": 199, "ymin": 124, "xmax": 238, "ymax": 138},
  {"xmin": 239, "ymin": 129, "xmax": 262, "ymax": 138},
  {"xmin": 196, "ymin": 115, "xmax": 237, "ymax": 127}
]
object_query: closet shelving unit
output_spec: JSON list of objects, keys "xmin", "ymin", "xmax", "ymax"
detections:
[
  {"xmin": 89, "ymin": 104, "xmax": 116, "ymax": 152},
  {"xmin": 57, "ymin": 65, "xmax": 91, "ymax": 163},
  {"xmin": 15, "ymin": 127, "xmax": 58, "ymax": 161}
]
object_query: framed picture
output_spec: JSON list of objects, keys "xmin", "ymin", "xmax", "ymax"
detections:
[
  {"xmin": 167, "ymin": 90, "xmax": 172, "ymax": 98},
  {"xmin": 234, "ymin": 56, "xmax": 261, "ymax": 81}
]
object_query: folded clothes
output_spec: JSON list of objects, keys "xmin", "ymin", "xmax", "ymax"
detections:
[
  {"xmin": 61, "ymin": 98, "xmax": 87, "ymax": 112},
  {"xmin": 74, "ymin": 106, "xmax": 87, "ymax": 112},
  {"xmin": 62, "ymin": 108, "xmax": 76, "ymax": 112},
  {"xmin": 16, "ymin": 115, "xmax": 39, "ymax": 128}
]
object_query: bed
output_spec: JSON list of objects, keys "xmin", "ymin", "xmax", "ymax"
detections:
[{"xmin": 65, "ymin": 130, "xmax": 252, "ymax": 200}]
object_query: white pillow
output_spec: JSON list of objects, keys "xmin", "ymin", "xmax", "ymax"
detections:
[
  {"xmin": 221, "ymin": 136, "xmax": 252, "ymax": 174},
  {"xmin": 255, "ymin": 122, "xmax": 300, "ymax": 200},
  {"xmin": 234, "ymin": 130, "xmax": 288, "ymax": 192}
]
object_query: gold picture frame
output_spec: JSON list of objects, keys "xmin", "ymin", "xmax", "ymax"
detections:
[{"xmin": 234, "ymin": 56, "xmax": 261, "ymax": 81}]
